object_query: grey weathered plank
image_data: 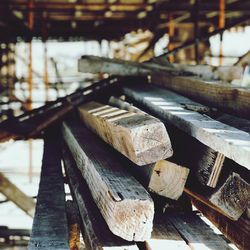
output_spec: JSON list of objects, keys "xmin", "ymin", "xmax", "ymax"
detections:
[
  {"xmin": 168, "ymin": 212, "xmax": 232, "ymax": 250},
  {"xmin": 62, "ymin": 120, "xmax": 154, "ymax": 241},
  {"xmin": 123, "ymin": 84, "xmax": 250, "ymax": 170},
  {"xmin": 192, "ymin": 197, "xmax": 250, "ymax": 250},
  {"xmin": 62, "ymin": 145, "xmax": 139, "ymax": 250},
  {"xmin": 78, "ymin": 101, "xmax": 173, "ymax": 165},
  {"xmin": 143, "ymin": 213, "xmax": 190, "ymax": 250},
  {"xmin": 28, "ymin": 130, "xmax": 69, "ymax": 250},
  {"xmin": 151, "ymin": 74, "xmax": 250, "ymax": 119}
]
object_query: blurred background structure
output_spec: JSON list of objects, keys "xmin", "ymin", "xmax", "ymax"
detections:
[{"xmin": 0, "ymin": 0, "xmax": 249, "ymax": 249}]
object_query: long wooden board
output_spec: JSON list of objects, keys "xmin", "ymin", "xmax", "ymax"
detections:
[
  {"xmin": 62, "ymin": 120, "xmax": 154, "ymax": 241},
  {"xmin": 122, "ymin": 84, "xmax": 250, "ymax": 170},
  {"xmin": 62, "ymin": 145, "xmax": 139, "ymax": 250},
  {"xmin": 78, "ymin": 101, "xmax": 173, "ymax": 165},
  {"xmin": 168, "ymin": 212, "xmax": 231, "ymax": 250},
  {"xmin": 28, "ymin": 130, "xmax": 69, "ymax": 250},
  {"xmin": 192, "ymin": 197, "xmax": 250, "ymax": 250},
  {"xmin": 152, "ymin": 74, "xmax": 250, "ymax": 118}
]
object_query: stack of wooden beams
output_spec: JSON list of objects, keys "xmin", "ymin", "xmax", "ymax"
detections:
[{"xmin": 54, "ymin": 56, "xmax": 250, "ymax": 250}]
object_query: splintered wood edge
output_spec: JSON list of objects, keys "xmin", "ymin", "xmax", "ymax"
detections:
[{"xmin": 62, "ymin": 122, "xmax": 154, "ymax": 241}]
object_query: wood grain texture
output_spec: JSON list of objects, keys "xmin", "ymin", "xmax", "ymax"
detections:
[
  {"xmin": 144, "ymin": 213, "xmax": 189, "ymax": 250},
  {"xmin": 151, "ymin": 74, "xmax": 250, "ymax": 118},
  {"xmin": 62, "ymin": 145, "xmax": 139, "ymax": 250},
  {"xmin": 192, "ymin": 197, "xmax": 250, "ymax": 250},
  {"xmin": 122, "ymin": 84, "xmax": 250, "ymax": 170},
  {"xmin": 148, "ymin": 160, "xmax": 189, "ymax": 200},
  {"xmin": 0, "ymin": 172, "xmax": 35, "ymax": 217},
  {"xmin": 62, "ymin": 120, "xmax": 154, "ymax": 241},
  {"xmin": 168, "ymin": 212, "xmax": 232, "ymax": 250},
  {"xmin": 108, "ymin": 97, "xmax": 189, "ymax": 199},
  {"xmin": 78, "ymin": 101, "xmax": 173, "ymax": 165},
  {"xmin": 28, "ymin": 130, "xmax": 69, "ymax": 250}
]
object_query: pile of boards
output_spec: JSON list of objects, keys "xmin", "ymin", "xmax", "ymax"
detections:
[{"xmin": 62, "ymin": 82, "xmax": 250, "ymax": 250}]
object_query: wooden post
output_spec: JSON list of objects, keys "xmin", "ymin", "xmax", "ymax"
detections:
[
  {"xmin": 28, "ymin": 42, "xmax": 33, "ymax": 110},
  {"xmin": 168, "ymin": 15, "xmax": 174, "ymax": 63},
  {"xmin": 219, "ymin": 0, "xmax": 225, "ymax": 66}
]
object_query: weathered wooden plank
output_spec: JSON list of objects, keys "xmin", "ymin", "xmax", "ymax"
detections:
[
  {"xmin": 78, "ymin": 101, "xmax": 173, "ymax": 165},
  {"xmin": 173, "ymin": 64, "xmax": 243, "ymax": 82},
  {"xmin": 151, "ymin": 74, "xmax": 250, "ymax": 118},
  {"xmin": 62, "ymin": 120, "xmax": 154, "ymax": 241},
  {"xmin": 78, "ymin": 55, "xmax": 191, "ymax": 77},
  {"xmin": 192, "ymin": 197, "xmax": 250, "ymax": 250},
  {"xmin": 122, "ymin": 84, "xmax": 250, "ymax": 170},
  {"xmin": 168, "ymin": 212, "xmax": 232, "ymax": 250},
  {"xmin": 62, "ymin": 145, "xmax": 139, "ymax": 250},
  {"xmin": 0, "ymin": 172, "xmax": 35, "ymax": 217},
  {"xmin": 108, "ymin": 96, "xmax": 189, "ymax": 200},
  {"xmin": 143, "ymin": 213, "xmax": 189, "ymax": 250},
  {"xmin": 66, "ymin": 200, "xmax": 81, "ymax": 250},
  {"xmin": 28, "ymin": 130, "xmax": 69, "ymax": 250}
]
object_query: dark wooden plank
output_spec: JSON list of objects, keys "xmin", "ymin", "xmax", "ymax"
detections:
[
  {"xmin": 192, "ymin": 197, "xmax": 250, "ymax": 250},
  {"xmin": 28, "ymin": 130, "xmax": 69, "ymax": 250},
  {"xmin": 168, "ymin": 212, "xmax": 232, "ymax": 250},
  {"xmin": 62, "ymin": 144, "xmax": 139, "ymax": 250}
]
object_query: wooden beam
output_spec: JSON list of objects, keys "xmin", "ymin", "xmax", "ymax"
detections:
[
  {"xmin": 62, "ymin": 145, "xmax": 139, "ymax": 250},
  {"xmin": 78, "ymin": 55, "xmax": 192, "ymax": 77},
  {"xmin": 0, "ymin": 172, "xmax": 35, "ymax": 217},
  {"xmin": 151, "ymin": 74, "xmax": 250, "ymax": 118},
  {"xmin": 78, "ymin": 101, "xmax": 173, "ymax": 165},
  {"xmin": 167, "ymin": 212, "xmax": 231, "ymax": 249},
  {"xmin": 144, "ymin": 213, "xmax": 189, "ymax": 250},
  {"xmin": 62, "ymin": 120, "xmax": 154, "ymax": 241},
  {"xmin": 192, "ymin": 197, "xmax": 250, "ymax": 250},
  {"xmin": 108, "ymin": 96, "xmax": 189, "ymax": 200},
  {"xmin": 122, "ymin": 84, "xmax": 250, "ymax": 170},
  {"xmin": 28, "ymin": 130, "xmax": 69, "ymax": 249}
]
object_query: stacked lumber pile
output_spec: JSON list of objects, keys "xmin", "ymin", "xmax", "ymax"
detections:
[
  {"xmin": 53, "ymin": 55, "xmax": 250, "ymax": 250},
  {"xmin": 61, "ymin": 89, "xmax": 249, "ymax": 249}
]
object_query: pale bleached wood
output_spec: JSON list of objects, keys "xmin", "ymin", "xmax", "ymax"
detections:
[
  {"xmin": 62, "ymin": 145, "xmax": 139, "ymax": 250},
  {"xmin": 109, "ymin": 96, "xmax": 223, "ymax": 188},
  {"xmin": 0, "ymin": 172, "xmax": 35, "ymax": 217},
  {"xmin": 151, "ymin": 74, "xmax": 250, "ymax": 118},
  {"xmin": 108, "ymin": 96, "xmax": 189, "ymax": 199},
  {"xmin": 78, "ymin": 101, "xmax": 173, "ymax": 165},
  {"xmin": 148, "ymin": 160, "xmax": 189, "ymax": 200},
  {"xmin": 122, "ymin": 84, "xmax": 250, "ymax": 170},
  {"xmin": 62, "ymin": 120, "xmax": 154, "ymax": 241}
]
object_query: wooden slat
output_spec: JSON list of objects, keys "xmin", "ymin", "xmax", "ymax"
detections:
[
  {"xmin": 168, "ymin": 212, "xmax": 232, "ymax": 250},
  {"xmin": 152, "ymin": 74, "xmax": 250, "ymax": 118},
  {"xmin": 0, "ymin": 172, "xmax": 35, "ymax": 217},
  {"xmin": 78, "ymin": 101, "xmax": 173, "ymax": 165},
  {"xmin": 28, "ymin": 130, "xmax": 69, "ymax": 250},
  {"xmin": 144, "ymin": 213, "xmax": 190, "ymax": 250},
  {"xmin": 62, "ymin": 120, "xmax": 154, "ymax": 241},
  {"xmin": 192, "ymin": 197, "xmax": 250, "ymax": 250},
  {"xmin": 62, "ymin": 145, "xmax": 139, "ymax": 250},
  {"xmin": 122, "ymin": 84, "xmax": 250, "ymax": 170}
]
